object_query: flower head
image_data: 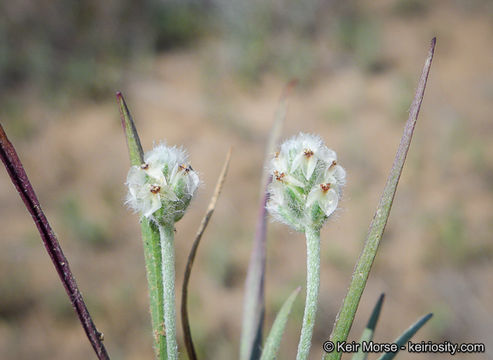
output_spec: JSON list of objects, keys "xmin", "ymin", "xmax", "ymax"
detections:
[
  {"xmin": 126, "ymin": 143, "xmax": 199, "ymax": 224},
  {"xmin": 266, "ymin": 133, "xmax": 345, "ymax": 231}
]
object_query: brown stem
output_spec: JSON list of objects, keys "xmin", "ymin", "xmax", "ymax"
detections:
[
  {"xmin": 181, "ymin": 148, "xmax": 232, "ymax": 360},
  {"xmin": 0, "ymin": 123, "xmax": 110, "ymax": 360}
]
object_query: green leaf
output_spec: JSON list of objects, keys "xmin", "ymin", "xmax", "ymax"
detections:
[
  {"xmin": 241, "ymin": 81, "xmax": 296, "ymax": 360},
  {"xmin": 260, "ymin": 287, "xmax": 301, "ymax": 360},
  {"xmin": 324, "ymin": 38, "xmax": 436, "ymax": 360},
  {"xmin": 117, "ymin": 91, "xmax": 144, "ymax": 166},
  {"xmin": 352, "ymin": 293, "xmax": 385, "ymax": 360},
  {"xmin": 116, "ymin": 92, "xmax": 167, "ymax": 359},
  {"xmin": 377, "ymin": 313, "xmax": 433, "ymax": 360}
]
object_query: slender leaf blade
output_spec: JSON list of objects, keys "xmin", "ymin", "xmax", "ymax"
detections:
[
  {"xmin": 260, "ymin": 287, "xmax": 301, "ymax": 360},
  {"xmin": 240, "ymin": 81, "xmax": 296, "ymax": 360},
  {"xmin": 116, "ymin": 92, "xmax": 167, "ymax": 359},
  {"xmin": 352, "ymin": 293, "xmax": 385, "ymax": 360},
  {"xmin": 117, "ymin": 91, "xmax": 144, "ymax": 166},
  {"xmin": 181, "ymin": 148, "xmax": 232, "ymax": 360},
  {"xmin": 325, "ymin": 38, "xmax": 436, "ymax": 360},
  {"xmin": 377, "ymin": 313, "xmax": 433, "ymax": 360}
]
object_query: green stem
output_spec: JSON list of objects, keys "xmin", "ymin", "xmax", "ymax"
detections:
[
  {"xmin": 159, "ymin": 223, "xmax": 178, "ymax": 360},
  {"xmin": 141, "ymin": 219, "xmax": 167, "ymax": 359},
  {"xmin": 296, "ymin": 226, "xmax": 321, "ymax": 360}
]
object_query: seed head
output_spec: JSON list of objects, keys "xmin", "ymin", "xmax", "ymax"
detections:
[
  {"xmin": 126, "ymin": 143, "xmax": 199, "ymax": 224},
  {"xmin": 266, "ymin": 133, "xmax": 345, "ymax": 231}
]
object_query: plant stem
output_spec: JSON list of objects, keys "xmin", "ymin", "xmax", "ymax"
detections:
[
  {"xmin": 296, "ymin": 226, "xmax": 321, "ymax": 360},
  {"xmin": 0, "ymin": 123, "xmax": 109, "ymax": 360},
  {"xmin": 159, "ymin": 223, "xmax": 178, "ymax": 360},
  {"xmin": 141, "ymin": 219, "xmax": 167, "ymax": 359}
]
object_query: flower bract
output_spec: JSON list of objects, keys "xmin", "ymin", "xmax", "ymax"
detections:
[
  {"xmin": 266, "ymin": 133, "xmax": 345, "ymax": 231},
  {"xmin": 126, "ymin": 143, "xmax": 199, "ymax": 224}
]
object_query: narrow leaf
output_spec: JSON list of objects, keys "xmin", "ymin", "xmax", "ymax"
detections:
[
  {"xmin": 325, "ymin": 38, "xmax": 436, "ymax": 360},
  {"xmin": 116, "ymin": 92, "xmax": 167, "ymax": 359},
  {"xmin": 377, "ymin": 313, "xmax": 433, "ymax": 360},
  {"xmin": 352, "ymin": 293, "xmax": 385, "ymax": 360},
  {"xmin": 116, "ymin": 91, "xmax": 144, "ymax": 166},
  {"xmin": 0, "ymin": 123, "xmax": 110, "ymax": 359},
  {"xmin": 181, "ymin": 148, "xmax": 232, "ymax": 360},
  {"xmin": 240, "ymin": 81, "xmax": 297, "ymax": 360},
  {"xmin": 260, "ymin": 287, "xmax": 301, "ymax": 360}
]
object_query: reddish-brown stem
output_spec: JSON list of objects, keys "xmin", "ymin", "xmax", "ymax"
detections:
[{"xmin": 0, "ymin": 123, "xmax": 110, "ymax": 360}]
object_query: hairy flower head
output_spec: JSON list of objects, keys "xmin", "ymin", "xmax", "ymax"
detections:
[
  {"xmin": 266, "ymin": 133, "xmax": 345, "ymax": 231},
  {"xmin": 126, "ymin": 143, "xmax": 199, "ymax": 224}
]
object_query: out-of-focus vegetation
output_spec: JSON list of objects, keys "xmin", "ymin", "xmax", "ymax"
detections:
[
  {"xmin": 0, "ymin": 0, "xmax": 207, "ymax": 101},
  {"xmin": 0, "ymin": 0, "xmax": 399, "ymax": 105}
]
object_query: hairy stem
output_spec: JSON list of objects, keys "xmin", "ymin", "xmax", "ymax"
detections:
[
  {"xmin": 296, "ymin": 226, "xmax": 321, "ymax": 360},
  {"xmin": 141, "ymin": 219, "xmax": 167, "ymax": 359},
  {"xmin": 159, "ymin": 223, "xmax": 178, "ymax": 360}
]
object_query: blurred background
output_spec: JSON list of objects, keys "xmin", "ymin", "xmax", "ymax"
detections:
[{"xmin": 1, "ymin": 0, "xmax": 492, "ymax": 359}]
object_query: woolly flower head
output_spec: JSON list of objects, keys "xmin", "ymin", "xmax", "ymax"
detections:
[
  {"xmin": 126, "ymin": 143, "xmax": 199, "ymax": 224},
  {"xmin": 266, "ymin": 133, "xmax": 346, "ymax": 232}
]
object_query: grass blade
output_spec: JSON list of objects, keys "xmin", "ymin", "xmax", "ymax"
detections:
[
  {"xmin": 377, "ymin": 313, "xmax": 433, "ymax": 360},
  {"xmin": 324, "ymin": 38, "xmax": 436, "ymax": 360},
  {"xmin": 352, "ymin": 293, "xmax": 385, "ymax": 360},
  {"xmin": 181, "ymin": 148, "xmax": 232, "ymax": 360},
  {"xmin": 116, "ymin": 92, "xmax": 167, "ymax": 359},
  {"xmin": 240, "ymin": 81, "xmax": 296, "ymax": 360},
  {"xmin": 0, "ymin": 123, "xmax": 110, "ymax": 359},
  {"xmin": 260, "ymin": 287, "xmax": 301, "ymax": 360}
]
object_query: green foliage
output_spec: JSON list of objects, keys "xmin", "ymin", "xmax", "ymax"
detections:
[
  {"xmin": 352, "ymin": 294, "xmax": 385, "ymax": 360},
  {"xmin": 0, "ymin": 0, "xmax": 209, "ymax": 104},
  {"xmin": 260, "ymin": 287, "xmax": 300, "ymax": 360},
  {"xmin": 324, "ymin": 37, "xmax": 435, "ymax": 360},
  {"xmin": 377, "ymin": 313, "xmax": 433, "ymax": 360}
]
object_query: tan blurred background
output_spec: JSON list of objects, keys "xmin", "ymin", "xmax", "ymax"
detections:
[{"xmin": 1, "ymin": 0, "xmax": 492, "ymax": 359}]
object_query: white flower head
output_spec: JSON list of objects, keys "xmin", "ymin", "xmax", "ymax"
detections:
[
  {"xmin": 126, "ymin": 143, "xmax": 199, "ymax": 224},
  {"xmin": 266, "ymin": 133, "xmax": 345, "ymax": 231}
]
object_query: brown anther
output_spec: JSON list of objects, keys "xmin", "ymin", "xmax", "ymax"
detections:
[
  {"xmin": 179, "ymin": 164, "xmax": 191, "ymax": 173},
  {"xmin": 320, "ymin": 183, "xmax": 331, "ymax": 193},
  {"xmin": 329, "ymin": 160, "xmax": 337, "ymax": 169},
  {"xmin": 141, "ymin": 163, "xmax": 149, "ymax": 170},
  {"xmin": 150, "ymin": 185, "xmax": 161, "ymax": 194},
  {"xmin": 273, "ymin": 170, "xmax": 286, "ymax": 182},
  {"xmin": 304, "ymin": 149, "xmax": 314, "ymax": 158},
  {"xmin": 274, "ymin": 151, "xmax": 280, "ymax": 159}
]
